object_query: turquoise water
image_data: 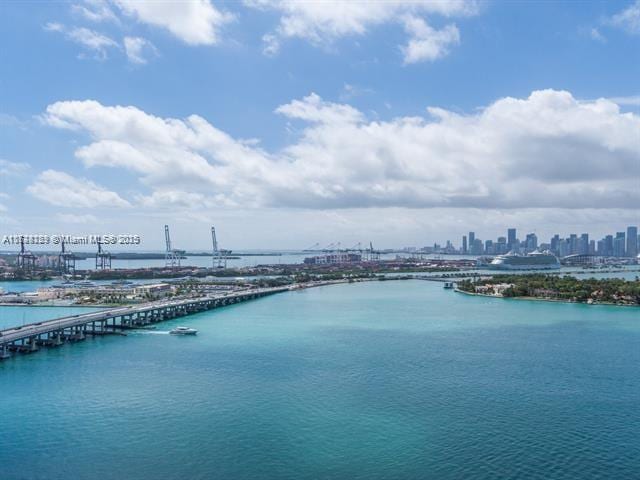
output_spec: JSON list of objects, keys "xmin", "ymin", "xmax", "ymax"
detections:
[
  {"xmin": 0, "ymin": 279, "xmax": 62, "ymax": 293},
  {"xmin": 2, "ymin": 267, "xmax": 636, "ymax": 295},
  {"xmin": 1, "ymin": 280, "xmax": 639, "ymax": 479},
  {"xmin": 0, "ymin": 305, "xmax": 102, "ymax": 329}
]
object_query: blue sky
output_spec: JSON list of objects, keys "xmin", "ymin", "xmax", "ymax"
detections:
[{"xmin": 0, "ymin": 0, "xmax": 639, "ymax": 251}]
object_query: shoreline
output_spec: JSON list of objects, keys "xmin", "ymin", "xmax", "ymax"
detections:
[
  {"xmin": 0, "ymin": 278, "xmax": 364, "ymax": 309},
  {"xmin": 1, "ymin": 277, "xmax": 637, "ymax": 309},
  {"xmin": 454, "ymin": 288, "xmax": 639, "ymax": 307}
]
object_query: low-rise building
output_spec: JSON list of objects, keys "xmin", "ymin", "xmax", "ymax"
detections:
[{"xmin": 133, "ymin": 283, "xmax": 173, "ymax": 298}]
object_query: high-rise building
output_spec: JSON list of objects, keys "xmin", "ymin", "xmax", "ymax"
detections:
[
  {"xmin": 472, "ymin": 238, "xmax": 483, "ymax": 255},
  {"xmin": 496, "ymin": 236, "xmax": 507, "ymax": 254},
  {"xmin": 626, "ymin": 226, "xmax": 638, "ymax": 258},
  {"xmin": 469, "ymin": 232, "xmax": 475, "ymax": 251},
  {"xmin": 462, "ymin": 235, "xmax": 467, "ymax": 254},
  {"xmin": 614, "ymin": 232, "xmax": 626, "ymax": 257},
  {"xmin": 579, "ymin": 233, "xmax": 589, "ymax": 255},
  {"xmin": 550, "ymin": 234, "xmax": 560, "ymax": 255},
  {"xmin": 569, "ymin": 234, "xmax": 578, "ymax": 255},
  {"xmin": 445, "ymin": 240, "xmax": 454, "ymax": 253},
  {"xmin": 507, "ymin": 228, "xmax": 516, "ymax": 250},
  {"xmin": 605, "ymin": 235, "xmax": 614, "ymax": 257},
  {"xmin": 485, "ymin": 240, "xmax": 494, "ymax": 255},
  {"xmin": 525, "ymin": 233, "xmax": 537, "ymax": 252}
]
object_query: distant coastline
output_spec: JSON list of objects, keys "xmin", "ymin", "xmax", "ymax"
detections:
[{"xmin": 454, "ymin": 287, "xmax": 640, "ymax": 307}]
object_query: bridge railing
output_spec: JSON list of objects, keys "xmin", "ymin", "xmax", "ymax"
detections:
[{"xmin": 0, "ymin": 286, "xmax": 290, "ymax": 346}]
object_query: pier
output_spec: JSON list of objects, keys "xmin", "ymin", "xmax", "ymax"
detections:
[{"xmin": 0, "ymin": 286, "xmax": 290, "ymax": 361}]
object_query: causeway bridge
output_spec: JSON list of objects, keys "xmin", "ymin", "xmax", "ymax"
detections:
[{"xmin": 0, "ymin": 286, "xmax": 290, "ymax": 360}]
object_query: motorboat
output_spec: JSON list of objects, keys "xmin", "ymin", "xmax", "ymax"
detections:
[
  {"xmin": 169, "ymin": 326, "xmax": 198, "ymax": 335},
  {"xmin": 443, "ymin": 281, "xmax": 455, "ymax": 289}
]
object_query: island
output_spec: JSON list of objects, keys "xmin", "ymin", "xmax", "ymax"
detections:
[{"xmin": 456, "ymin": 274, "xmax": 640, "ymax": 306}]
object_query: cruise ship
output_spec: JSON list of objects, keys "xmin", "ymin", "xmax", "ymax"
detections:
[{"xmin": 489, "ymin": 250, "xmax": 561, "ymax": 270}]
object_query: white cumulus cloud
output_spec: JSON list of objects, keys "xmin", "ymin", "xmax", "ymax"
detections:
[
  {"xmin": 44, "ymin": 22, "xmax": 119, "ymax": 59},
  {"xmin": 607, "ymin": 95, "xmax": 640, "ymax": 106},
  {"xmin": 27, "ymin": 170, "xmax": 131, "ymax": 208},
  {"xmin": 42, "ymin": 90, "xmax": 640, "ymax": 212},
  {"xmin": 608, "ymin": 0, "xmax": 640, "ymax": 34},
  {"xmin": 113, "ymin": 0, "xmax": 233, "ymax": 45},
  {"xmin": 124, "ymin": 36, "xmax": 158, "ymax": 64},
  {"xmin": 401, "ymin": 16, "xmax": 460, "ymax": 63},
  {"xmin": 246, "ymin": 0, "xmax": 477, "ymax": 61},
  {"xmin": 0, "ymin": 159, "xmax": 30, "ymax": 176},
  {"xmin": 72, "ymin": 0, "xmax": 119, "ymax": 23}
]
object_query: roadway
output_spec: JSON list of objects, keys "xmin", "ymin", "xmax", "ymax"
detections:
[{"xmin": 0, "ymin": 286, "xmax": 289, "ymax": 346}]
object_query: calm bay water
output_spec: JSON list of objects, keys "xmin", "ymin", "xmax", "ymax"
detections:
[
  {"xmin": 1, "ymin": 280, "xmax": 639, "ymax": 479},
  {"xmin": 0, "ymin": 305, "xmax": 102, "ymax": 329}
]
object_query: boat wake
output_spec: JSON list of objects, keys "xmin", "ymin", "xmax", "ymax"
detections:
[{"xmin": 129, "ymin": 330, "xmax": 171, "ymax": 335}]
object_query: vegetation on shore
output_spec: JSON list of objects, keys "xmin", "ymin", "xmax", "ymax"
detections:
[{"xmin": 457, "ymin": 274, "xmax": 640, "ymax": 306}]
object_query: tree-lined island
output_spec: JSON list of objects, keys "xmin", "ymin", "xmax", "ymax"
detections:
[{"xmin": 457, "ymin": 275, "xmax": 640, "ymax": 306}]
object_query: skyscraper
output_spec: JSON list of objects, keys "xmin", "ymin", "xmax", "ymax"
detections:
[
  {"xmin": 614, "ymin": 232, "xmax": 626, "ymax": 257},
  {"xmin": 496, "ymin": 236, "xmax": 507, "ymax": 254},
  {"xmin": 626, "ymin": 226, "xmax": 638, "ymax": 258},
  {"xmin": 525, "ymin": 233, "xmax": 537, "ymax": 252},
  {"xmin": 462, "ymin": 235, "xmax": 468, "ymax": 254},
  {"xmin": 469, "ymin": 232, "xmax": 475, "ymax": 251},
  {"xmin": 569, "ymin": 234, "xmax": 578, "ymax": 255},
  {"xmin": 485, "ymin": 240, "xmax": 494, "ymax": 255},
  {"xmin": 472, "ymin": 238, "xmax": 483, "ymax": 255},
  {"xmin": 579, "ymin": 233, "xmax": 589, "ymax": 255},
  {"xmin": 550, "ymin": 234, "xmax": 560, "ymax": 255},
  {"xmin": 605, "ymin": 235, "xmax": 614, "ymax": 256},
  {"xmin": 507, "ymin": 228, "xmax": 516, "ymax": 251}
]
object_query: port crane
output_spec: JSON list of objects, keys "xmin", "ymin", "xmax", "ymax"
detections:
[
  {"xmin": 58, "ymin": 239, "xmax": 76, "ymax": 274},
  {"xmin": 211, "ymin": 226, "xmax": 228, "ymax": 269},
  {"xmin": 17, "ymin": 236, "xmax": 37, "ymax": 272},
  {"xmin": 321, "ymin": 242, "xmax": 342, "ymax": 253},
  {"xmin": 164, "ymin": 225, "xmax": 181, "ymax": 268},
  {"xmin": 367, "ymin": 241, "xmax": 381, "ymax": 261},
  {"xmin": 347, "ymin": 242, "xmax": 362, "ymax": 253},
  {"xmin": 303, "ymin": 242, "xmax": 321, "ymax": 252},
  {"xmin": 95, "ymin": 240, "xmax": 112, "ymax": 270}
]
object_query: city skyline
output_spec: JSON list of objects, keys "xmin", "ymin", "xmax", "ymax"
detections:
[
  {"xmin": 1, "ymin": 1, "xmax": 639, "ymax": 249},
  {"xmin": 2, "ymin": 224, "xmax": 639, "ymax": 257},
  {"xmin": 450, "ymin": 225, "xmax": 640, "ymax": 258}
]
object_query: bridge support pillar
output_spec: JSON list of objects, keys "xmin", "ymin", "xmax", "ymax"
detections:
[{"xmin": 0, "ymin": 344, "xmax": 10, "ymax": 359}]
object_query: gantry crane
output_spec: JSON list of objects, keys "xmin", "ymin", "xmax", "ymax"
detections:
[
  {"xmin": 211, "ymin": 226, "xmax": 227, "ymax": 269},
  {"xmin": 58, "ymin": 239, "xmax": 76, "ymax": 274},
  {"xmin": 164, "ymin": 225, "xmax": 181, "ymax": 268},
  {"xmin": 95, "ymin": 240, "xmax": 112, "ymax": 270},
  {"xmin": 17, "ymin": 236, "xmax": 37, "ymax": 272}
]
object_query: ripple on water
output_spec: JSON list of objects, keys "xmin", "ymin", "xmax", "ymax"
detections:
[{"xmin": 1, "ymin": 280, "xmax": 639, "ymax": 480}]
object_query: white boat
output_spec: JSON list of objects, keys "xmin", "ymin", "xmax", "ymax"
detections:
[{"xmin": 169, "ymin": 326, "xmax": 198, "ymax": 335}]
